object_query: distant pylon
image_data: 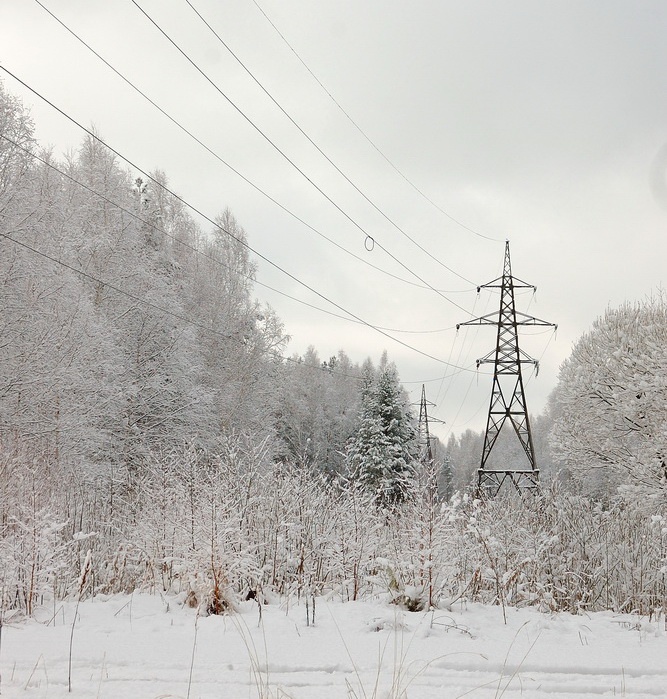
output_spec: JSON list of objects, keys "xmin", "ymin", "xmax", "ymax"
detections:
[
  {"xmin": 416, "ymin": 384, "xmax": 446, "ymax": 497},
  {"xmin": 417, "ymin": 384, "xmax": 435, "ymax": 464},
  {"xmin": 457, "ymin": 241, "xmax": 556, "ymax": 496}
]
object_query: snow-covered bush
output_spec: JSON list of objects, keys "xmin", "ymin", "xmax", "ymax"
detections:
[
  {"xmin": 442, "ymin": 488, "xmax": 666, "ymax": 615},
  {"xmin": 1, "ymin": 432, "xmax": 665, "ymax": 618},
  {"xmin": 0, "ymin": 443, "xmax": 80, "ymax": 615}
]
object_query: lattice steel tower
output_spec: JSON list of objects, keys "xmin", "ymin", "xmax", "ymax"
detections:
[
  {"xmin": 417, "ymin": 385, "xmax": 445, "ymax": 463},
  {"xmin": 417, "ymin": 384, "xmax": 435, "ymax": 465},
  {"xmin": 457, "ymin": 241, "xmax": 556, "ymax": 496}
]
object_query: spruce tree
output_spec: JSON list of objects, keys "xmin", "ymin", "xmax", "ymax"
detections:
[{"xmin": 346, "ymin": 363, "xmax": 419, "ymax": 506}]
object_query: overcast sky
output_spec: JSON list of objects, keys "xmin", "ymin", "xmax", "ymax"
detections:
[{"xmin": 2, "ymin": 0, "xmax": 666, "ymax": 442}]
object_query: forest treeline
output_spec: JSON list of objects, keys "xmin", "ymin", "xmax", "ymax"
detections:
[
  {"xmin": 0, "ymin": 81, "xmax": 375, "ymax": 481},
  {"xmin": 1, "ymin": 83, "xmax": 665, "ymax": 618}
]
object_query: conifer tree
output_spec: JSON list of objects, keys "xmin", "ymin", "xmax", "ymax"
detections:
[{"xmin": 346, "ymin": 362, "xmax": 419, "ymax": 506}]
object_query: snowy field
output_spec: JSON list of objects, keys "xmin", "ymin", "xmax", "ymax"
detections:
[{"xmin": 2, "ymin": 594, "xmax": 666, "ymax": 698}]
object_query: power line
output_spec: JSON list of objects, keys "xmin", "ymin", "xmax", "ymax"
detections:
[
  {"xmin": 0, "ymin": 147, "xmax": 497, "ymax": 433},
  {"xmin": 0, "ymin": 67, "xmax": 479, "ymax": 371},
  {"xmin": 3, "ymin": 133, "xmax": 464, "ymax": 338},
  {"xmin": 0, "ymin": 228, "xmax": 367, "ymax": 382},
  {"xmin": 184, "ymin": 0, "xmax": 476, "ymax": 286},
  {"xmin": 404, "ymin": 293, "xmax": 487, "ymax": 425},
  {"xmin": 250, "ymin": 0, "xmax": 504, "ymax": 245},
  {"xmin": 31, "ymin": 0, "xmax": 467, "ymax": 297},
  {"xmin": 0, "ymin": 230, "xmax": 236, "ymax": 345},
  {"xmin": 129, "ymin": 0, "xmax": 474, "ymax": 316},
  {"xmin": 434, "ymin": 291, "xmax": 493, "ymax": 410},
  {"xmin": 0, "ymin": 134, "xmax": 350, "ymax": 325}
]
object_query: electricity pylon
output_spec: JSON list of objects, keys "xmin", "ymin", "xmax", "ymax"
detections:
[
  {"xmin": 416, "ymin": 384, "xmax": 448, "ymax": 498},
  {"xmin": 457, "ymin": 241, "xmax": 556, "ymax": 496},
  {"xmin": 417, "ymin": 384, "xmax": 443, "ymax": 465}
]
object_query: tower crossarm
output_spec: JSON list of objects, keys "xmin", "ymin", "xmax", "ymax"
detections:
[
  {"xmin": 456, "ymin": 312, "xmax": 498, "ymax": 328},
  {"xmin": 515, "ymin": 311, "xmax": 557, "ymax": 327},
  {"xmin": 457, "ymin": 311, "xmax": 556, "ymax": 330},
  {"xmin": 476, "ymin": 280, "xmax": 536, "ymax": 291},
  {"xmin": 475, "ymin": 346, "xmax": 539, "ymax": 367}
]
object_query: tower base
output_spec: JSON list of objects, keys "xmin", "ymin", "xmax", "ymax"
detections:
[{"xmin": 477, "ymin": 469, "xmax": 539, "ymax": 497}]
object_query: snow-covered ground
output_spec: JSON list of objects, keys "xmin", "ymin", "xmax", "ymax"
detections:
[{"xmin": 2, "ymin": 594, "xmax": 666, "ymax": 698}]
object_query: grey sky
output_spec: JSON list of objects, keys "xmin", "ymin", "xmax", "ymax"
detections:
[{"xmin": 2, "ymin": 0, "xmax": 666, "ymax": 440}]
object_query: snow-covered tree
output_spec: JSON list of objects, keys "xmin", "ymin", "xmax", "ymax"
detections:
[
  {"xmin": 0, "ymin": 80, "xmax": 34, "ymax": 206},
  {"xmin": 551, "ymin": 295, "xmax": 667, "ymax": 503},
  {"xmin": 275, "ymin": 348, "xmax": 362, "ymax": 474},
  {"xmin": 444, "ymin": 429, "xmax": 482, "ymax": 494},
  {"xmin": 346, "ymin": 361, "xmax": 419, "ymax": 506}
]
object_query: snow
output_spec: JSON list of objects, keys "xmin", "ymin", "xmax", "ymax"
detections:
[{"xmin": 2, "ymin": 594, "xmax": 666, "ymax": 698}]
